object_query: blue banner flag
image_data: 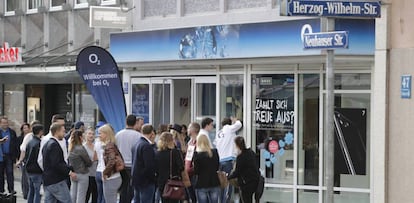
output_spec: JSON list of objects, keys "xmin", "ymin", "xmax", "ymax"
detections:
[{"xmin": 76, "ymin": 46, "xmax": 126, "ymax": 133}]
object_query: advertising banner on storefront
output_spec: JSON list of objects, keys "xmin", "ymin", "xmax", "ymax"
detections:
[{"xmin": 76, "ymin": 46, "xmax": 126, "ymax": 133}]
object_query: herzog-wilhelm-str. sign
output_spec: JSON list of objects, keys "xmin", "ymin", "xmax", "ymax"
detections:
[{"xmin": 280, "ymin": 0, "xmax": 381, "ymax": 18}]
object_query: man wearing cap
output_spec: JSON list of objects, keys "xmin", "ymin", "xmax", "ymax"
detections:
[{"xmin": 116, "ymin": 115, "xmax": 142, "ymax": 203}]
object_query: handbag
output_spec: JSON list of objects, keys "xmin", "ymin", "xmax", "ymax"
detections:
[
  {"xmin": 162, "ymin": 150, "xmax": 186, "ymax": 200},
  {"xmin": 0, "ymin": 193, "xmax": 16, "ymax": 203},
  {"xmin": 217, "ymin": 171, "xmax": 229, "ymax": 189}
]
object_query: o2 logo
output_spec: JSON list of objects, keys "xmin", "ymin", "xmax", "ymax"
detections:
[{"xmin": 89, "ymin": 53, "xmax": 101, "ymax": 66}]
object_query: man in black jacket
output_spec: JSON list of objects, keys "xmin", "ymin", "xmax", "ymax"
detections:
[
  {"xmin": 0, "ymin": 116, "xmax": 19, "ymax": 194},
  {"xmin": 24, "ymin": 124, "xmax": 44, "ymax": 203},
  {"xmin": 131, "ymin": 124, "xmax": 157, "ymax": 203},
  {"xmin": 42, "ymin": 123, "xmax": 77, "ymax": 203}
]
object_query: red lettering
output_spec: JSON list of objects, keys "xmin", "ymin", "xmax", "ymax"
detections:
[{"xmin": 0, "ymin": 42, "xmax": 20, "ymax": 63}]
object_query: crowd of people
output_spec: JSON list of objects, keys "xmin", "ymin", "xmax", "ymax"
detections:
[{"xmin": 0, "ymin": 114, "xmax": 263, "ymax": 203}]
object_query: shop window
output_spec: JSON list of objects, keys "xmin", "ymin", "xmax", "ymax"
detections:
[
  {"xmin": 3, "ymin": 84, "xmax": 24, "ymax": 132},
  {"xmin": 220, "ymin": 74, "xmax": 243, "ymax": 122},
  {"xmin": 75, "ymin": 84, "xmax": 100, "ymax": 129},
  {"xmin": 324, "ymin": 73, "xmax": 371, "ymax": 90},
  {"xmin": 298, "ymin": 189, "xmax": 318, "ymax": 203},
  {"xmin": 195, "ymin": 83, "xmax": 216, "ymax": 143},
  {"xmin": 131, "ymin": 84, "xmax": 150, "ymax": 124},
  {"xmin": 252, "ymin": 74, "xmax": 295, "ymax": 184},
  {"xmin": 298, "ymin": 74, "xmax": 320, "ymax": 186},
  {"xmin": 330, "ymin": 93, "xmax": 370, "ymax": 189}
]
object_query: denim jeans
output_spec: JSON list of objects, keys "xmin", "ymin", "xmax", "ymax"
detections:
[
  {"xmin": 27, "ymin": 173, "xmax": 42, "ymax": 203},
  {"xmin": 95, "ymin": 172, "xmax": 105, "ymax": 203},
  {"xmin": 220, "ymin": 160, "xmax": 234, "ymax": 203},
  {"xmin": 0, "ymin": 155, "xmax": 14, "ymax": 193},
  {"xmin": 133, "ymin": 183, "xmax": 155, "ymax": 203},
  {"xmin": 44, "ymin": 180, "xmax": 72, "ymax": 203},
  {"xmin": 70, "ymin": 173, "xmax": 89, "ymax": 203},
  {"xmin": 196, "ymin": 187, "xmax": 221, "ymax": 203}
]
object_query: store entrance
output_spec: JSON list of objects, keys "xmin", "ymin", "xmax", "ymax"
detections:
[{"xmin": 131, "ymin": 77, "xmax": 217, "ymax": 133}]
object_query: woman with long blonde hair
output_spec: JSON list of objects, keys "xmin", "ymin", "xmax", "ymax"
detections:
[
  {"xmin": 68, "ymin": 130, "xmax": 92, "ymax": 203},
  {"xmin": 193, "ymin": 134, "xmax": 221, "ymax": 203}
]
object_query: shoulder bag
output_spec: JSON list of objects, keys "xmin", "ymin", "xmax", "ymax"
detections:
[{"xmin": 162, "ymin": 150, "xmax": 186, "ymax": 200}]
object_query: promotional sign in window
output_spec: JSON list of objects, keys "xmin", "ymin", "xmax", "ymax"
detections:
[{"xmin": 0, "ymin": 43, "xmax": 24, "ymax": 66}]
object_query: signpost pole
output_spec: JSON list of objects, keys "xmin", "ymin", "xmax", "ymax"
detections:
[{"xmin": 324, "ymin": 17, "xmax": 335, "ymax": 203}]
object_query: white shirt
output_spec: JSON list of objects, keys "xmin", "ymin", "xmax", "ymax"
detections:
[
  {"xmin": 198, "ymin": 129, "xmax": 212, "ymax": 146},
  {"xmin": 95, "ymin": 139, "xmax": 106, "ymax": 172},
  {"xmin": 115, "ymin": 128, "xmax": 141, "ymax": 168},
  {"xmin": 214, "ymin": 120, "xmax": 242, "ymax": 162},
  {"xmin": 20, "ymin": 133, "xmax": 33, "ymax": 152},
  {"xmin": 37, "ymin": 132, "xmax": 68, "ymax": 170}
]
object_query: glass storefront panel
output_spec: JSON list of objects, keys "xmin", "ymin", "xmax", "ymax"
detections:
[
  {"xmin": 252, "ymin": 74, "xmax": 295, "ymax": 184},
  {"xmin": 75, "ymin": 84, "xmax": 98, "ymax": 128},
  {"xmin": 220, "ymin": 74, "xmax": 243, "ymax": 121},
  {"xmin": 195, "ymin": 83, "xmax": 216, "ymax": 143},
  {"xmin": 298, "ymin": 189, "xmax": 319, "ymax": 203},
  {"xmin": 333, "ymin": 192, "xmax": 369, "ymax": 203},
  {"xmin": 262, "ymin": 187, "xmax": 293, "ymax": 203},
  {"xmin": 153, "ymin": 83, "xmax": 171, "ymax": 129},
  {"xmin": 324, "ymin": 73, "xmax": 371, "ymax": 90},
  {"xmin": 4, "ymin": 84, "xmax": 24, "ymax": 131},
  {"xmin": 131, "ymin": 84, "xmax": 150, "ymax": 123},
  {"xmin": 329, "ymin": 94, "xmax": 370, "ymax": 189},
  {"xmin": 298, "ymin": 74, "xmax": 320, "ymax": 185}
]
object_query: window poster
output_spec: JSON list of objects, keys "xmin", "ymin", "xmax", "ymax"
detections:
[{"xmin": 132, "ymin": 84, "xmax": 150, "ymax": 123}]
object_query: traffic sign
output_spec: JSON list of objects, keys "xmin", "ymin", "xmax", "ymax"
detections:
[
  {"xmin": 280, "ymin": 0, "xmax": 381, "ymax": 18},
  {"xmin": 401, "ymin": 75, "xmax": 411, "ymax": 99},
  {"xmin": 301, "ymin": 24, "xmax": 349, "ymax": 49}
]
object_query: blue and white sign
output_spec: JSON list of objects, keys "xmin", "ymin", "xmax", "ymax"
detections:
[
  {"xmin": 301, "ymin": 24, "xmax": 349, "ymax": 49},
  {"xmin": 281, "ymin": 0, "xmax": 381, "ymax": 18},
  {"xmin": 76, "ymin": 46, "xmax": 127, "ymax": 132},
  {"xmin": 401, "ymin": 75, "xmax": 412, "ymax": 99}
]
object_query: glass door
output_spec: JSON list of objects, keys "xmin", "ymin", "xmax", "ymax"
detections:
[
  {"xmin": 130, "ymin": 78, "xmax": 172, "ymax": 128},
  {"xmin": 193, "ymin": 77, "xmax": 217, "ymax": 144}
]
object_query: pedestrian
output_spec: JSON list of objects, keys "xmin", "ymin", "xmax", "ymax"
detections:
[
  {"xmin": 94, "ymin": 125, "xmax": 106, "ymax": 203},
  {"xmin": 42, "ymin": 123, "xmax": 77, "ymax": 203},
  {"xmin": 214, "ymin": 117, "xmax": 242, "ymax": 203},
  {"xmin": 68, "ymin": 130, "xmax": 93, "ymax": 203},
  {"xmin": 100, "ymin": 124, "xmax": 123, "ymax": 203},
  {"xmin": 37, "ymin": 114, "xmax": 67, "ymax": 171},
  {"xmin": 115, "ymin": 114, "xmax": 142, "ymax": 203},
  {"xmin": 199, "ymin": 117, "xmax": 214, "ymax": 145},
  {"xmin": 131, "ymin": 124, "xmax": 157, "ymax": 203},
  {"xmin": 184, "ymin": 122, "xmax": 200, "ymax": 203},
  {"xmin": 171, "ymin": 124, "xmax": 187, "ymax": 155},
  {"xmin": 155, "ymin": 132, "xmax": 184, "ymax": 203},
  {"xmin": 24, "ymin": 124, "xmax": 44, "ymax": 203},
  {"xmin": 134, "ymin": 117, "xmax": 144, "ymax": 133},
  {"xmin": 0, "ymin": 116, "xmax": 19, "ymax": 194},
  {"xmin": 227, "ymin": 136, "xmax": 260, "ymax": 203},
  {"xmin": 84, "ymin": 127, "xmax": 98, "ymax": 203},
  {"xmin": 193, "ymin": 134, "xmax": 221, "ymax": 203},
  {"xmin": 18, "ymin": 122, "xmax": 31, "ymax": 199}
]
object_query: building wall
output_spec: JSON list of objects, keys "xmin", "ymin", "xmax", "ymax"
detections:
[{"xmin": 388, "ymin": 0, "xmax": 414, "ymax": 203}]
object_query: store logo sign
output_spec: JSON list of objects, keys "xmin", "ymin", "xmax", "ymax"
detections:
[{"xmin": 0, "ymin": 42, "xmax": 24, "ymax": 66}]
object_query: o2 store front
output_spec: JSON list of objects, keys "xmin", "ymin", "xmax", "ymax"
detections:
[{"xmin": 110, "ymin": 18, "xmax": 374, "ymax": 203}]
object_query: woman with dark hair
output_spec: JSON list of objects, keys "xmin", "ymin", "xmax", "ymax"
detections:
[
  {"xmin": 18, "ymin": 122, "xmax": 30, "ymax": 199},
  {"xmin": 227, "ymin": 136, "xmax": 260, "ymax": 203},
  {"xmin": 68, "ymin": 130, "xmax": 93, "ymax": 203}
]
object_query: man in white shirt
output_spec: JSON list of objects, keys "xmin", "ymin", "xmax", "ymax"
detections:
[
  {"xmin": 116, "ymin": 115, "xmax": 142, "ymax": 203},
  {"xmin": 214, "ymin": 117, "xmax": 242, "ymax": 203},
  {"xmin": 198, "ymin": 117, "xmax": 214, "ymax": 145},
  {"xmin": 37, "ymin": 114, "xmax": 67, "ymax": 170}
]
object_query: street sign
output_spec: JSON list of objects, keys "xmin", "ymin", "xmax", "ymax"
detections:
[
  {"xmin": 89, "ymin": 6, "xmax": 132, "ymax": 29},
  {"xmin": 401, "ymin": 75, "xmax": 411, "ymax": 99},
  {"xmin": 280, "ymin": 0, "xmax": 381, "ymax": 18},
  {"xmin": 301, "ymin": 24, "xmax": 349, "ymax": 49}
]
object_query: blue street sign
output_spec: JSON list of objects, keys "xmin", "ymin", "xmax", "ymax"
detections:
[
  {"xmin": 302, "ymin": 31, "xmax": 349, "ymax": 49},
  {"xmin": 401, "ymin": 75, "xmax": 411, "ymax": 99},
  {"xmin": 282, "ymin": 0, "xmax": 381, "ymax": 18}
]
